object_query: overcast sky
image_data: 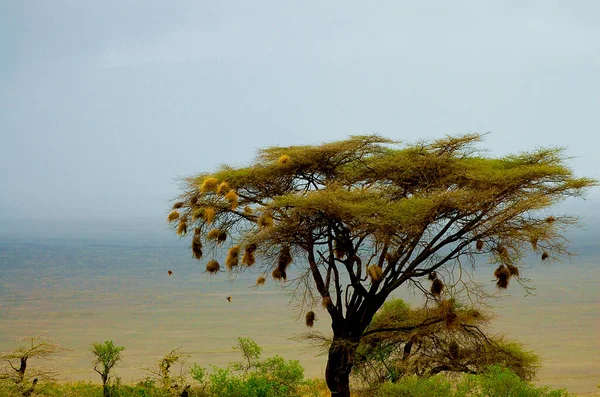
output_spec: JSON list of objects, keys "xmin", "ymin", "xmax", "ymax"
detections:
[{"xmin": 1, "ymin": 1, "xmax": 599, "ymax": 225}]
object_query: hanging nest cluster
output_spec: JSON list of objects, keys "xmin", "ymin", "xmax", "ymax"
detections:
[
  {"xmin": 428, "ymin": 272, "xmax": 444, "ymax": 296},
  {"xmin": 367, "ymin": 265, "xmax": 383, "ymax": 282},
  {"xmin": 272, "ymin": 245, "xmax": 292, "ymax": 281},
  {"xmin": 225, "ymin": 246, "xmax": 240, "ymax": 271},
  {"xmin": 305, "ymin": 311, "xmax": 315, "ymax": 327},
  {"xmin": 242, "ymin": 243, "xmax": 257, "ymax": 266},
  {"xmin": 491, "ymin": 244, "xmax": 522, "ymax": 289},
  {"xmin": 192, "ymin": 236, "xmax": 203, "ymax": 259},
  {"xmin": 494, "ymin": 265, "xmax": 514, "ymax": 289},
  {"xmin": 206, "ymin": 260, "xmax": 220, "ymax": 274}
]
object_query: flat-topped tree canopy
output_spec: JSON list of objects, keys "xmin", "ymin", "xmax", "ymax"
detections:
[{"xmin": 167, "ymin": 133, "xmax": 595, "ymax": 397}]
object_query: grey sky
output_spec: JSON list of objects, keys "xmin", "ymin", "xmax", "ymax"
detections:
[{"xmin": 1, "ymin": 1, "xmax": 599, "ymax": 223}]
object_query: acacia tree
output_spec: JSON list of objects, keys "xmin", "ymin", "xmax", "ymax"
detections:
[
  {"xmin": 0, "ymin": 337, "xmax": 63, "ymax": 397},
  {"xmin": 91, "ymin": 340, "xmax": 124, "ymax": 397},
  {"xmin": 168, "ymin": 134, "xmax": 594, "ymax": 397}
]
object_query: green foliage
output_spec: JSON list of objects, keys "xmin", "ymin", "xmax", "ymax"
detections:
[
  {"xmin": 231, "ymin": 337, "xmax": 263, "ymax": 373},
  {"xmin": 90, "ymin": 341, "xmax": 125, "ymax": 381},
  {"xmin": 373, "ymin": 366, "xmax": 574, "ymax": 397},
  {"xmin": 91, "ymin": 340, "xmax": 125, "ymax": 396},
  {"xmin": 191, "ymin": 337, "xmax": 315, "ymax": 397}
]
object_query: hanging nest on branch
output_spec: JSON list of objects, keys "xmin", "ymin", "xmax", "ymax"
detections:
[
  {"xmin": 225, "ymin": 246, "xmax": 240, "ymax": 270},
  {"xmin": 192, "ymin": 208, "xmax": 204, "ymax": 221},
  {"xmin": 322, "ymin": 296, "xmax": 332, "ymax": 309},
  {"xmin": 207, "ymin": 229, "xmax": 221, "ymax": 241},
  {"xmin": 431, "ymin": 278, "xmax": 444, "ymax": 296},
  {"xmin": 277, "ymin": 245, "xmax": 292, "ymax": 269},
  {"xmin": 192, "ymin": 236, "xmax": 203, "ymax": 260},
  {"xmin": 168, "ymin": 211, "xmax": 180, "ymax": 223},
  {"xmin": 242, "ymin": 251, "xmax": 255, "ymax": 267},
  {"xmin": 177, "ymin": 219, "xmax": 188, "ymax": 236},
  {"xmin": 494, "ymin": 265, "xmax": 510, "ymax": 289},
  {"xmin": 255, "ymin": 276, "xmax": 266, "ymax": 286},
  {"xmin": 258, "ymin": 212, "xmax": 274, "ymax": 229},
  {"xmin": 190, "ymin": 195, "xmax": 198, "ymax": 206},
  {"xmin": 305, "ymin": 311, "xmax": 315, "ymax": 327},
  {"xmin": 506, "ymin": 264, "xmax": 520, "ymax": 277},
  {"xmin": 428, "ymin": 271, "xmax": 437, "ymax": 281},
  {"xmin": 278, "ymin": 154, "xmax": 292, "ymax": 166},
  {"xmin": 225, "ymin": 190, "xmax": 238, "ymax": 210},
  {"xmin": 476, "ymin": 240, "xmax": 484, "ymax": 251},
  {"xmin": 541, "ymin": 251, "xmax": 549, "ymax": 261},
  {"xmin": 200, "ymin": 177, "xmax": 219, "ymax": 193},
  {"xmin": 172, "ymin": 201, "xmax": 184, "ymax": 210},
  {"xmin": 242, "ymin": 243, "xmax": 257, "ymax": 266},
  {"xmin": 216, "ymin": 181, "xmax": 230, "ymax": 195},
  {"xmin": 367, "ymin": 265, "xmax": 383, "ymax": 282},
  {"xmin": 204, "ymin": 207, "xmax": 216, "ymax": 224},
  {"xmin": 272, "ymin": 267, "xmax": 286, "ymax": 281},
  {"xmin": 545, "ymin": 216, "xmax": 556, "ymax": 223},
  {"xmin": 206, "ymin": 260, "xmax": 220, "ymax": 274}
]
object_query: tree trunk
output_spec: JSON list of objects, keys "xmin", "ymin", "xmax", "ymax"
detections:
[
  {"xmin": 325, "ymin": 336, "xmax": 358, "ymax": 397},
  {"xmin": 102, "ymin": 374, "xmax": 109, "ymax": 397}
]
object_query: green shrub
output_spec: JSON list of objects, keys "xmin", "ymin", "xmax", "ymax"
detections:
[
  {"xmin": 473, "ymin": 365, "xmax": 573, "ymax": 397},
  {"xmin": 191, "ymin": 337, "xmax": 315, "ymax": 397},
  {"xmin": 372, "ymin": 366, "xmax": 574, "ymax": 397}
]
